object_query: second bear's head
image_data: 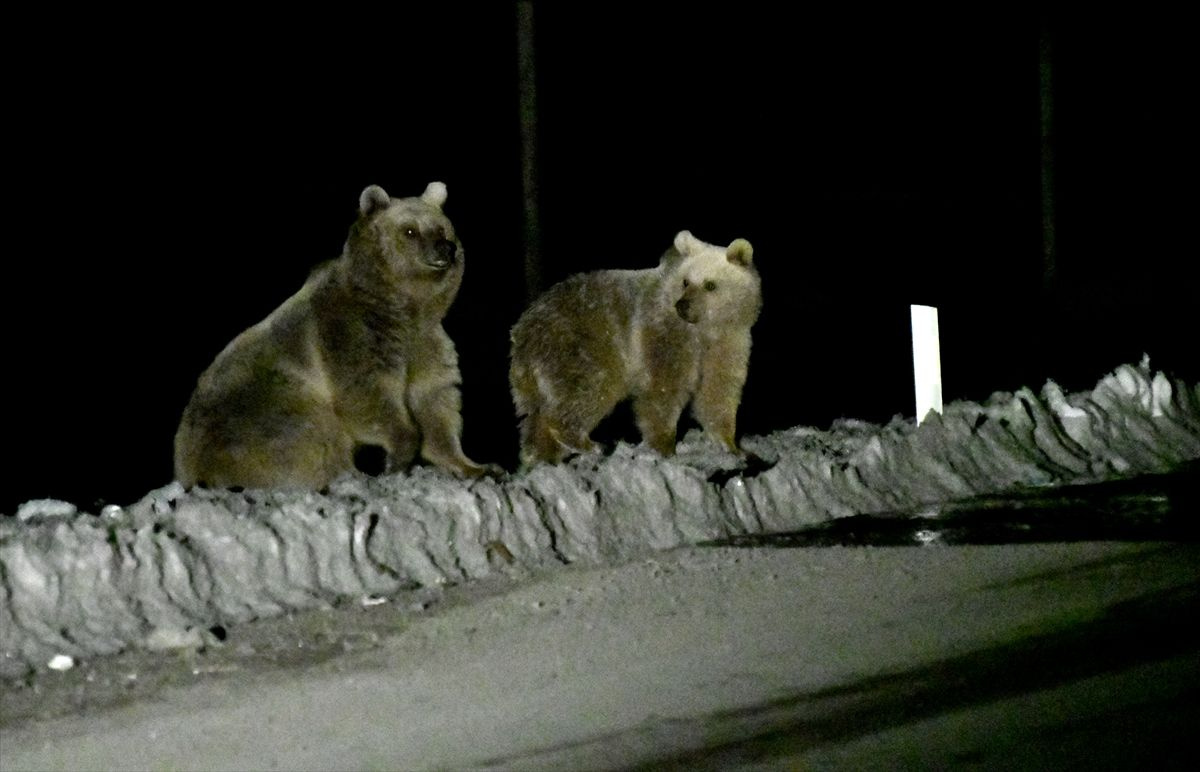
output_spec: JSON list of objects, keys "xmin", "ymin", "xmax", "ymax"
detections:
[
  {"xmin": 345, "ymin": 181, "xmax": 465, "ymax": 305},
  {"xmin": 665, "ymin": 230, "xmax": 762, "ymax": 330}
]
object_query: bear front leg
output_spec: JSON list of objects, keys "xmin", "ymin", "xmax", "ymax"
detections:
[
  {"xmin": 633, "ymin": 390, "xmax": 689, "ymax": 457},
  {"xmin": 341, "ymin": 375, "xmax": 421, "ymax": 475},
  {"xmin": 410, "ymin": 375, "xmax": 498, "ymax": 478},
  {"xmin": 692, "ymin": 333, "xmax": 751, "ymax": 454},
  {"xmin": 383, "ymin": 404, "xmax": 421, "ymax": 473}
]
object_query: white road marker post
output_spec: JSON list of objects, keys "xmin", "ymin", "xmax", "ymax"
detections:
[{"xmin": 910, "ymin": 304, "xmax": 943, "ymax": 426}]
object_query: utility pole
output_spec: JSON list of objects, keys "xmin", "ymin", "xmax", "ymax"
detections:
[
  {"xmin": 1039, "ymin": 16, "xmax": 1057, "ymax": 295},
  {"xmin": 516, "ymin": 1, "xmax": 542, "ymax": 303}
]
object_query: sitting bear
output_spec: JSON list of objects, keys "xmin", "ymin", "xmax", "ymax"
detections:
[
  {"xmin": 509, "ymin": 230, "xmax": 761, "ymax": 467},
  {"xmin": 174, "ymin": 181, "xmax": 495, "ymax": 490}
]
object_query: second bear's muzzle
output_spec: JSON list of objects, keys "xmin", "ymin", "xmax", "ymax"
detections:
[{"xmin": 675, "ymin": 297, "xmax": 700, "ymax": 324}]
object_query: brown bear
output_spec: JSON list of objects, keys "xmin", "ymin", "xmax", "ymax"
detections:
[
  {"xmin": 509, "ymin": 230, "xmax": 761, "ymax": 467},
  {"xmin": 174, "ymin": 181, "xmax": 495, "ymax": 490}
]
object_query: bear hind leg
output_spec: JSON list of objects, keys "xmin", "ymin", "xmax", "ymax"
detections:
[
  {"xmin": 181, "ymin": 427, "xmax": 352, "ymax": 491},
  {"xmin": 519, "ymin": 409, "xmax": 603, "ymax": 468},
  {"xmin": 515, "ymin": 360, "xmax": 622, "ymax": 467},
  {"xmin": 519, "ymin": 411, "xmax": 566, "ymax": 467}
]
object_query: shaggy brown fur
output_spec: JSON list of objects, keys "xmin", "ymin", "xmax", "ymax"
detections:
[
  {"xmin": 175, "ymin": 182, "xmax": 495, "ymax": 490},
  {"xmin": 510, "ymin": 230, "xmax": 760, "ymax": 467}
]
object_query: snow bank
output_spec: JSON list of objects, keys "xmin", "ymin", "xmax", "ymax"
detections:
[{"xmin": 3, "ymin": 359, "xmax": 1199, "ymax": 676}]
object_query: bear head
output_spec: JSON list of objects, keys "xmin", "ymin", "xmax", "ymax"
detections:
[
  {"xmin": 344, "ymin": 181, "xmax": 465, "ymax": 312},
  {"xmin": 668, "ymin": 230, "xmax": 761, "ymax": 329}
]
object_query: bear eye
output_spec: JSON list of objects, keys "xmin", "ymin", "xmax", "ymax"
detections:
[
  {"xmin": 704, "ymin": 280, "xmax": 718, "ymax": 292},
  {"xmin": 404, "ymin": 226, "xmax": 419, "ymax": 239},
  {"xmin": 682, "ymin": 279, "xmax": 690, "ymax": 288}
]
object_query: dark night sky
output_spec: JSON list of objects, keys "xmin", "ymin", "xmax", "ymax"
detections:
[{"xmin": 5, "ymin": 8, "xmax": 1193, "ymax": 512}]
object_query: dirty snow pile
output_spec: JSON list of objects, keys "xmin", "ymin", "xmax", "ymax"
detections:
[{"xmin": 2, "ymin": 358, "xmax": 1198, "ymax": 676}]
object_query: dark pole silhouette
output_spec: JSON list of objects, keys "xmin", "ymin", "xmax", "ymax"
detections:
[
  {"xmin": 1039, "ymin": 17, "xmax": 1057, "ymax": 295},
  {"xmin": 516, "ymin": 1, "xmax": 542, "ymax": 303}
]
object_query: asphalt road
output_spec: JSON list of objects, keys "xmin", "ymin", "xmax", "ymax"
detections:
[{"xmin": 3, "ymin": 540, "xmax": 1196, "ymax": 771}]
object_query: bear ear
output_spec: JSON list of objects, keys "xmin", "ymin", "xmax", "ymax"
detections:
[
  {"xmin": 674, "ymin": 230, "xmax": 700, "ymax": 256},
  {"xmin": 659, "ymin": 245, "xmax": 684, "ymax": 270},
  {"xmin": 421, "ymin": 181, "xmax": 448, "ymax": 209},
  {"xmin": 359, "ymin": 185, "xmax": 391, "ymax": 217},
  {"xmin": 726, "ymin": 238, "xmax": 754, "ymax": 267}
]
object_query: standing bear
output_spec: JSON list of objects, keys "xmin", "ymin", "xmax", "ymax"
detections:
[
  {"xmin": 510, "ymin": 230, "xmax": 761, "ymax": 467},
  {"xmin": 175, "ymin": 181, "xmax": 495, "ymax": 490}
]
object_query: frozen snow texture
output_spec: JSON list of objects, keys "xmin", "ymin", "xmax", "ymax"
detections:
[{"xmin": 2, "ymin": 360, "xmax": 1199, "ymax": 676}]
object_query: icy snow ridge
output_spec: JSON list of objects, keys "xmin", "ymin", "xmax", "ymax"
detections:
[{"xmin": 2, "ymin": 359, "xmax": 1199, "ymax": 676}]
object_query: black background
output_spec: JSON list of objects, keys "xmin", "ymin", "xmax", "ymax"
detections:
[{"xmin": 5, "ymin": 8, "xmax": 1193, "ymax": 512}]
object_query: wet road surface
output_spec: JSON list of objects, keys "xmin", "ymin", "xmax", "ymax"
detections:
[{"xmin": 708, "ymin": 460, "xmax": 1199, "ymax": 548}]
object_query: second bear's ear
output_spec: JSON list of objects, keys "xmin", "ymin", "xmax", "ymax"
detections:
[
  {"xmin": 726, "ymin": 239, "xmax": 754, "ymax": 267},
  {"xmin": 359, "ymin": 185, "xmax": 391, "ymax": 216},
  {"xmin": 658, "ymin": 245, "xmax": 684, "ymax": 269},
  {"xmin": 674, "ymin": 230, "xmax": 700, "ymax": 256},
  {"xmin": 421, "ymin": 181, "xmax": 448, "ymax": 209}
]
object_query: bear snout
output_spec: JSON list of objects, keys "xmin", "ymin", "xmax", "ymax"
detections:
[
  {"xmin": 427, "ymin": 239, "xmax": 458, "ymax": 269},
  {"xmin": 675, "ymin": 297, "xmax": 700, "ymax": 323}
]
